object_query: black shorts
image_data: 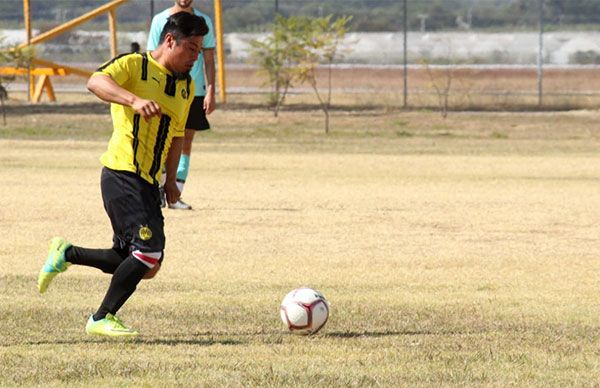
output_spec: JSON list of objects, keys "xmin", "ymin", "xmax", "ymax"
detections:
[
  {"xmin": 100, "ymin": 167, "xmax": 165, "ymax": 253},
  {"xmin": 185, "ymin": 96, "xmax": 210, "ymax": 131}
]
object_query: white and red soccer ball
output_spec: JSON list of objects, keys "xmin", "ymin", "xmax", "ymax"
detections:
[{"xmin": 280, "ymin": 287, "xmax": 330, "ymax": 335}]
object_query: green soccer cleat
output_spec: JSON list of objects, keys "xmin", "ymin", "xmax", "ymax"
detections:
[
  {"xmin": 37, "ymin": 237, "xmax": 72, "ymax": 294},
  {"xmin": 85, "ymin": 314, "xmax": 139, "ymax": 337}
]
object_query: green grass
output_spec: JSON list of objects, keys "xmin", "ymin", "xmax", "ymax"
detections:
[
  {"xmin": 395, "ymin": 130, "xmax": 414, "ymax": 137},
  {"xmin": 490, "ymin": 131, "xmax": 509, "ymax": 139},
  {"xmin": 4, "ymin": 271, "xmax": 600, "ymax": 385},
  {"xmin": 2, "ymin": 105, "xmax": 600, "ymax": 386}
]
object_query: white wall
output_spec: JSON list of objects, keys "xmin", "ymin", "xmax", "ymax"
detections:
[{"xmin": 3, "ymin": 29, "xmax": 600, "ymax": 65}]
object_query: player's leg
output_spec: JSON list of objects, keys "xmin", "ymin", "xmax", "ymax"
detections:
[
  {"xmin": 37, "ymin": 242, "xmax": 130, "ymax": 294},
  {"xmin": 143, "ymin": 261, "xmax": 161, "ymax": 279},
  {"xmin": 85, "ymin": 250, "xmax": 159, "ymax": 337},
  {"xmin": 39, "ymin": 238, "xmax": 156, "ymax": 293},
  {"xmin": 159, "ymin": 169, "xmax": 167, "ymax": 208},
  {"xmin": 168, "ymin": 96, "xmax": 210, "ymax": 210},
  {"xmin": 37, "ymin": 170, "xmax": 132, "ymax": 293},
  {"xmin": 86, "ymin": 168, "xmax": 165, "ymax": 337},
  {"xmin": 168, "ymin": 129, "xmax": 195, "ymax": 210},
  {"xmin": 65, "ymin": 242, "xmax": 128, "ymax": 274},
  {"xmin": 177, "ymin": 128, "xmax": 195, "ymax": 194},
  {"xmin": 37, "ymin": 237, "xmax": 72, "ymax": 293}
]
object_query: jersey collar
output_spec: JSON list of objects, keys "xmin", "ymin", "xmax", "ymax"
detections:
[{"xmin": 147, "ymin": 51, "xmax": 173, "ymax": 76}]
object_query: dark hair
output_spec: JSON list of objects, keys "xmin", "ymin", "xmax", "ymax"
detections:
[
  {"xmin": 130, "ymin": 42, "xmax": 140, "ymax": 53},
  {"xmin": 158, "ymin": 11, "xmax": 208, "ymax": 44}
]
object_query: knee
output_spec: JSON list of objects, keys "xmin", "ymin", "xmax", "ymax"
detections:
[
  {"xmin": 143, "ymin": 262, "xmax": 161, "ymax": 279},
  {"xmin": 132, "ymin": 250, "xmax": 162, "ymax": 279}
]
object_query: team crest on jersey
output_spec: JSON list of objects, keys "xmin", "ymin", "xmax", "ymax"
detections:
[
  {"xmin": 181, "ymin": 88, "xmax": 189, "ymax": 99},
  {"xmin": 139, "ymin": 225, "xmax": 153, "ymax": 241}
]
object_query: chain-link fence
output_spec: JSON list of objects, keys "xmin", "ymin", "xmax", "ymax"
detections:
[{"xmin": 1, "ymin": 0, "xmax": 600, "ymax": 109}]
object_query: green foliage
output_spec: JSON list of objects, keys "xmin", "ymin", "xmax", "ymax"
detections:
[
  {"xmin": 249, "ymin": 15, "xmax": 313, "ymax": 116},
  {"xmin": 2, "ymin": 0, "xmax": 600, "ymax": 32},
  {"xmin": 249, "ymin": 14, "xmax": 351, "ymax": 131},
  {"xmin": 293, "ymin": 15, "xmax": 352, "ymax": 132},
  {"xmin": 0, "ymin": 36, "xmax": 32, "ymax": 68},
  {"xmin": 0, "ymin": 35, "xmax": 33, "ymax": 114},
  {"xmin": 222, "ymin": 2, "xmax": 276, "ymax": 33},
  {"xmin": 294, "ymin": 15, "xmax": 352, "ymax": 70},
  {"xmin": 570, "ymin": 50, "xmax": 600, "ymax": 65}
]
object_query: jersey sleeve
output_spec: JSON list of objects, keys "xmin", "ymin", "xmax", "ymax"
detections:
[
  {"xmin": 201, "ymin": 15, "xmax": 216, "ymax": 49},
  {"xmin": 147, "ymin": 15, "xmax": 163, "ymax": 51},
  {"xmin": 175, "ymin": 81, "xmax": 196, "ymax": 137},
  {"xmin": 92, "ymin": 54, "xmax": 138, "ymax": 86}
]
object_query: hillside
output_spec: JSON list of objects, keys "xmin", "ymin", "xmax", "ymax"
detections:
[{"xmin": 0, "ymin": 0, "xmax": 599, "ymax": 33}]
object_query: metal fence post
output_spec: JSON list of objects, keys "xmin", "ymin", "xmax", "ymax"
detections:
[
  {"xmin": 403, "ymin": 0, "xmax": 408, "ymax": 108},
  {"xmin": 537, "ymin": 0, "xmax": 544, "ymax": 107}
]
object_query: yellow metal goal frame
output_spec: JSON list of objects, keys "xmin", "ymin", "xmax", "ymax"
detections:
[{"xmin": 2, "ymin": 0, "xmax": 227, "ymax": 104}]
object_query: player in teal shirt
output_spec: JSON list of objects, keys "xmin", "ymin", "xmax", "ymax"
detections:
[{"xmin": 148, "ymin": 0, "xmax": 216, "ymax": 210}]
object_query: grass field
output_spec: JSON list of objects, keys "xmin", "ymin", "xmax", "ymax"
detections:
[{"xmin": 1, "ymin": 103, "xmax": 600, "ymax": 386}]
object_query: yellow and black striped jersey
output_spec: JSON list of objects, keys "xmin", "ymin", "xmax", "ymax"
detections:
[{"xmin": 93, "ymin": 52, "xmax": 194, "ymax": 185}]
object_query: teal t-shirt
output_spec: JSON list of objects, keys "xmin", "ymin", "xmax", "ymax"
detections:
[{"xmin": 147, "ymin": 8, "xmax": 216, "ymax": 97}]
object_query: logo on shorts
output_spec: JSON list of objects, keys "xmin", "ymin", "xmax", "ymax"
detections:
[
  {"xmin": 181, "ymin": 88, "xmax": 189, "ymax": 99},
  {"xmin": 139, "ymin": 225, "xmax": 153, "ymax": 241}
]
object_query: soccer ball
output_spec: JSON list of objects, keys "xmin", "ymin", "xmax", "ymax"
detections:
[{"xmin": 280, "ymin": 287, "xmax": 330, "ymax": 335}]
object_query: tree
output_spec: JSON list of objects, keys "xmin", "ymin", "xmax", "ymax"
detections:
[
  {"xmin": 249, "ymin": 16, "xmax": 307, "ymax": 117},
  {"xmin": 420, "ymin": 40, "xmax": 456, "ymax": 119},
  {"xmin": 295, "ymin": 15, "xmax": 352, "ymax": 133},
  {"xmin": 249, "ymin": 15, "xmax": 351, "ymax": 131},
  {"xmin": 424, "ymin": 62, "xmax": 454, "ymax": 119},
  {"xmin": 0, "ymin": 36, "xmax": 33, "ymax": 124}
]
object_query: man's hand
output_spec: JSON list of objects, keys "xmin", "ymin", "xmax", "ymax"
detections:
[
  {"xmin": 164, "ymin": 180, "xmax": 181, "ymax": 205},
  {"xmin": 164, "ymin": 137, "xmax": 183, "ymax": 204},
  {"xmin": 203, "ymin": 48, "xmax": 216, "ymax": 115},
  {"xmin": 204, "ymin": 92, "xmax": 216, "ymax": 115},
  {"xmin": 132, "ymin": 98, "xmax": 162, "ymax": 122},
  {"xmin": 88, "ymin": 74, "xmax": 160, "ymax": 118}
]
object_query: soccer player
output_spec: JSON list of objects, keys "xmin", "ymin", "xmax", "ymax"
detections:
[
  {"xmin": 37, "ymin": 12, "xmax": 209, "ymax": 337},
  {"xmin": 148, "ymin": 0, "xmax": 216, "ymax": 210}
]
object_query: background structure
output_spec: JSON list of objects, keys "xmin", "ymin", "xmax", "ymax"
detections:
[{"xmin": 1, "ymin": 0, "xmax": 600, "ymax": 109}]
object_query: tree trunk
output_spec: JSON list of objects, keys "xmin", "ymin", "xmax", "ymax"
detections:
[
  {"xmin": 1, "ymin": 96, "xmax": 5, "ymax": 126},
  {"xmin": 274, "ymin": 82, "xmax": 290, "ymax": 118},
  {"xmin": 442, "ymin": 93, "xmax": 449, "ymax": 119}
]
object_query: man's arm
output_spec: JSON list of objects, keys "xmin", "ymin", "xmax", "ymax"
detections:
[
  {"xmin": 202, "ymin": 48, "xmax": 216, "ymax": 115},
  {"xmin": 164, "ymin": 136, "xmax": 183, "ymax": 204},
  {"xmin": 147, "ymin": 16, "xmax": 161, "ymax": 51},
  {"xmin": 87, "ymin": 74, "xmax": 161, "ymax": 121}
]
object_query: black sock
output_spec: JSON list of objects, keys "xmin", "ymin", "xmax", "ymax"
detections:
[
  {"xmin": 93, "ymin": 255, "xmax": 149, "ymax": 321},
  {"xmin": 65, "ymin": 246, "xmax": 128, "ymax": 274}
]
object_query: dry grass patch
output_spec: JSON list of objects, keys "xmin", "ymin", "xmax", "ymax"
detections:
[{"xmin": 1, "ymin": 108, "xmax": 600, "ymax": 385}]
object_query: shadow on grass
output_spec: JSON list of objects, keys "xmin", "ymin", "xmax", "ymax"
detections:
[
  {"xmin": 7, "ymin": 337, "xmax": 244, "ymax": 347},
  {"xmin": 221, "ymin": 102, "xmax": 387, "ymax": 113},
  {"xmin": 3, "ymin": 102, "xmax": 109, "ymax": 115},
  {"xmin": 138, "ymin": 337, "xmax": 243, "ymax": 346},
  {"xmin": 325, "ymin": 330, "xmax": 404, "ymax": 338},
  {"xmin": 324, "ymin": 329, "xmax": 478, "ymax": 338},
  {"xmin": 2, "ymin": 101, "xmax": 587, "ymax": 117},
  {"xmin": 0, "ymin": 339, "xmax": 87, "ymax": 347},
  {"xmin": 3, "ymin": 102, "xmax": 388, "ymax": 116}
]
